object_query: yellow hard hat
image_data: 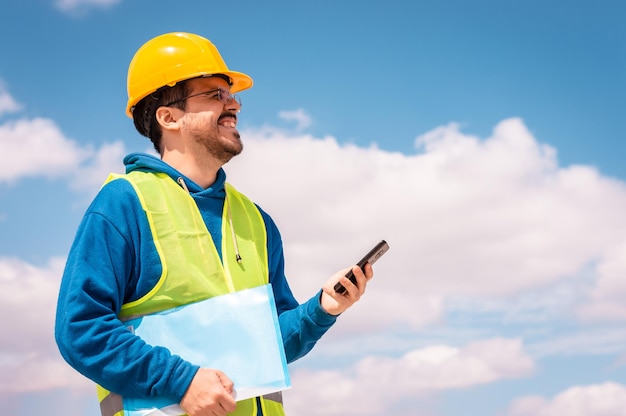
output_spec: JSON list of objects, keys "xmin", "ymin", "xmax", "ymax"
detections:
[{"xmin": 126, "ymin": 32, "xmax": 253, "ymax": 117}]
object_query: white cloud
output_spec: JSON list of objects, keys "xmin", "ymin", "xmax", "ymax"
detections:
[
  {"xmin": 0, "ymin": 116, "xmax": 126, "ymax": 189},
  {"xmin": 0, "ymin": 257, "xmax": 62, "ymax": 351},
  {"xmin": 336, "ymin": 290, "xmax": 445, "ymax": 334},
  {"xmin": 278, "ymin": 108, "xmax": 312, "ymax": 131},
  {"xmin": 578, "ymin": 239, "xmax": 626, "ymax": 322},
  {"xmin": 0, "ymin": 257, "xmax": 92, "ymax": 394},
  {"xmin": 285, "ymin": 338, "xmax": 533, "ymax": 415},
  {"xmin": 54, "ymin": 0, "xmax": 121, "ymax": 14},
  {"xmin": 507, "ymin": 382, "xmax": 626, "ymax": 416},
  {"xmin": 70, "ymin": 140, "xmax": 127, "ymax": 192},
  {"xmin": 0, "ymin": 83, "xmax": 21, "ymax": 115},
  {"xmin": 0, "ymin": 118, "xmax": 88, "ymax": 183}
]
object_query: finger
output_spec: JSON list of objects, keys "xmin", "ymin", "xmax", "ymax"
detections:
[
  {"xmin": 339, "ymin": 272, "xmax": 361, "ymax": 298},
  {"xmin": 216, "ymin": 370, "xmax": 234, "ymax": 393},
  {"xmin": 350, "ymin": 266, "xmax": 369, "ymax": 296},
  {"xmin": 363, "ymin": 262, "xmax": 374, "ymax": 279},
  {"xmin": 352, "ymin": 265, "xmax": 367, "ymax": 285},
  {"xmin": 342, "ymin": 272, "xmax": 359, "ymax": 293},
  {"xmin": 213, "ymin": 371, "xmax": 237, "ymax": 413},
  {"xmin": 219, "ymin": 396, "xmax": 237, "ymax": 414}
]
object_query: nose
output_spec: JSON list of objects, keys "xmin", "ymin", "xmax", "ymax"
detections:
[{"xmin": 226, "ymin": 95, "xmax": 242, "ymax": 113}]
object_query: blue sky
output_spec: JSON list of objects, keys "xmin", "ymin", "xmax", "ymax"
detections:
[{"xmin": 1, "ymin": 1, "xmax": 626, "ymax": 415}]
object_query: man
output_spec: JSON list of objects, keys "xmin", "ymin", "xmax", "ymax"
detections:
[{"xmin": 55, "ymin": 32, "xmax": 374, "ymax": 416}]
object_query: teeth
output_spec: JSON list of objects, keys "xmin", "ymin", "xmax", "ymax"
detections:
[{"xmin": 220, "ymin": 121, "xmax": 236, "ymax": 128}]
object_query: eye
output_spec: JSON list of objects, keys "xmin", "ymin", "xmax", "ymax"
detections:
[{"xmin": 202, "ymin": 91, "xmax": 219, "ymax": 98}]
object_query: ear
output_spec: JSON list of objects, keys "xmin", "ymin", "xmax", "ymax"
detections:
[{"xmin": 155, "ymin": 106, "xmax": 181, "ymax": 132}]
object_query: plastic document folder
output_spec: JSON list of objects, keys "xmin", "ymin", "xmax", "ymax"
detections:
[{"xmin": 123, "ymin": 284, "xmax": 291, "ymax": 416}]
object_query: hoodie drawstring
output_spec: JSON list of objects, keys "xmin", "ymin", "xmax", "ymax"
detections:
[{"xmin": 226, "ymin": 197, "xmax": 243, "ymax": 264}]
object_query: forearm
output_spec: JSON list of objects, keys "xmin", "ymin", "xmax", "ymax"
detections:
[
  {"xmin": 278, "ymin": 291, "xmax": 337, "ymax": 363},
  {"xmin": 56, "ymin": 305, "xmax": 198, "ymax": 401}
]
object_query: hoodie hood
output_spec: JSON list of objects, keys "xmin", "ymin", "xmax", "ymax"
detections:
[{"xmin": 123, "ymin": 152, "xmax": 226, "ymax": 197}]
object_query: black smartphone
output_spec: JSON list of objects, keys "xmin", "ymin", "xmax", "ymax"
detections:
[{"xmin": 334, "ymin": 240, "xmax": 390, "ymax": 294}]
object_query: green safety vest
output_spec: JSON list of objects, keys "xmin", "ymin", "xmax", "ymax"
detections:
[{"xmin": 97, "ymin": 171, "xmax": 286, "ymax": 416}]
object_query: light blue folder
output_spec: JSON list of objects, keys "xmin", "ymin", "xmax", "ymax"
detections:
[{"xmin": 123, "ymin": 284, "xmax": 290, "ymax": 416}]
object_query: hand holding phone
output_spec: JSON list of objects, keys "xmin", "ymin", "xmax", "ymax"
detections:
[{"xmin": 334, "ymin": 240, "xmax": 389, "ymax": 294}]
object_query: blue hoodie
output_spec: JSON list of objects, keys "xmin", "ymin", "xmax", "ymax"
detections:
[{"xmin": 55, "ymin": 152, "xmax": 337, "ymax": 403}]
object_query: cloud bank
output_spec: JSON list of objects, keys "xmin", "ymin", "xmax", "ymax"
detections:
[
  {"xmin": 230, "ymin": 118, "xmax": 626, "ymax": 325},
  {"xmin": 0, "ymin": 117, "xmax": 125, "ymax": 189},
  {"xmin": 0, "ymin": 257, "xmax": 91, "ymax": 394},
  {"xmin": 508, "ymin": 382, "xmax": 626, "ymax": 416},
  {"xmin": 286, "ymin": 338, "xmax": 533, "ymax": 415}
]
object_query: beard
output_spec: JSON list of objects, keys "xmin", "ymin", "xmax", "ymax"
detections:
[{"xmin": 191, "ymin": 123, "xmax": 243, "ymax": 164}]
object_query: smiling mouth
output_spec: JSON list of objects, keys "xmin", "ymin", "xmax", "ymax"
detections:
[{"xmin": 218, "ymin": 112, "xmax": 238, "ymax": 129}]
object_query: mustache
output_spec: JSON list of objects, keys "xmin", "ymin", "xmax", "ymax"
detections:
[{"xmin": 218, "ymin": 111, "xmax": 238, "ymax": 122}]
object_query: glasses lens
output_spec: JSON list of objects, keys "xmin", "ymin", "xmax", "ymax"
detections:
[{"xmin": 218, "ymin": 89, "xmax": 242, "ymax": 107}]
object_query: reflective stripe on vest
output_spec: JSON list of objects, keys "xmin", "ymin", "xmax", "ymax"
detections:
[
  {"xmin": 97, "ymin": 171, "xmax": 285, "ymax": 416},
  {"xmin": 99, "ymin": 392, "xmax": 285, "ymax": 416}
]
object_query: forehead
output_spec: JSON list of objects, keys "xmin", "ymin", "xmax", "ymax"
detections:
[{"xmin": 187, "ymin": 76, "xmax": 231, "ymax": 91}]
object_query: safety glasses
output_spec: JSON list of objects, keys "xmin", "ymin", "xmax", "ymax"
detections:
[{"xmin": 164, "ymin": 87, "xmax": 241, "ymax": 108}]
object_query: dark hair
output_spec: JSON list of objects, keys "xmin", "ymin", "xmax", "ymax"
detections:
[
  {"xmin": 131, "ymin": 75, "xmax": 232, "ymax": 154},
  {"xmin": 131, "ymin": 81, "xmax": 190, "ymax": 154}
]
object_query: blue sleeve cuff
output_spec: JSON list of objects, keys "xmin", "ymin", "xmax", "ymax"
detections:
[
  {"xmin": 306, "ymin": 290, "xmax": 339, "ymax": 327},
  {"xmin": 167, "ymin": 360, "xmax": 200, "ymax": 403}
]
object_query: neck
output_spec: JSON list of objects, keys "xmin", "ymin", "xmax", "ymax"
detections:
[{"xmin": 161, "ymin": 149, "xmax": 222, "ymax": 189}]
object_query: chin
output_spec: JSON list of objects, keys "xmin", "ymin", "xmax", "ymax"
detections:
[{"xmin": 220, "ymin": 144, "xmax": 243, "ymax": 164}]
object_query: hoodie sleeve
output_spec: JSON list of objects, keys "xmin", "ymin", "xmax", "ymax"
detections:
[{"xmin": 54, "ymin": 179, "xmax": 198, "ymax": 402}]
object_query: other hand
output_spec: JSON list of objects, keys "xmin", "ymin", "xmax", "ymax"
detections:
[{"xmin": 180, "ymin": 368, "xmax": 236, "ymax": 416}]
